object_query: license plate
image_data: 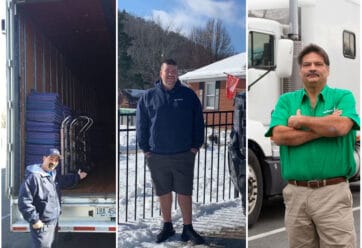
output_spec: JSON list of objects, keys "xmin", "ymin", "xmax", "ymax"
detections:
[{"xmin": 95, "ymin": 207, "xmax": 116, "ymax": 217}]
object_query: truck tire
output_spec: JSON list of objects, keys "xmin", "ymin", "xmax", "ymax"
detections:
[{"xmin": 248, "ymin": 148, "xmax": 263, "ymax": 227}]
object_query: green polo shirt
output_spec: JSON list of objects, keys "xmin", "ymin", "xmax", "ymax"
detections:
[{"xmin": 265, "ymin": 86, "xmax": 360, "ymax": 180}]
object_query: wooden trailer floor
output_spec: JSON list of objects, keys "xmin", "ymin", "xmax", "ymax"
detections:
[{"xmin": 62, "ymin": 162, "xmax": 116, "ymax": 195}]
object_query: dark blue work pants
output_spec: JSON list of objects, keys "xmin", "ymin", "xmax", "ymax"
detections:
[{"xmin": 30, "ymin": 222, "xmax": 58, "ymax": 248}]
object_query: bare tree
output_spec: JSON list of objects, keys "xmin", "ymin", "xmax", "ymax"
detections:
[
  {"xmin": 120, "ymin": 12, "xmax": 235, "ymax": 89},
  {"xmin": 123, "ymin": 12, "xmax": 198, "ymax": 86},
  {"xmin": 190, "ymin": 19, "xmax": 234, "ymax": 63},
  {"xmin": 124, "ymin": 15, "xmax": 182, "ymax": 85}
]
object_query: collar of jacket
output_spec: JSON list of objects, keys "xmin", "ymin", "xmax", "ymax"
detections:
[
  {"xmin": 156, "ymin": 80, "xmax": 182, "ymax": 93},
  {"xmin": 25, "ymin": 164, "xmax": 57, "ymax": 179}
]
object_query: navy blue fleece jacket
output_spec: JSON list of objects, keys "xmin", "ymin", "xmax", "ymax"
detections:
[
  {"xmin": 136, "ymin": 80, "xmax": 204, "ymax": 154},
  {"xmin": 18, "ymin": 164, "xmax": 80, "ymax": 225}
]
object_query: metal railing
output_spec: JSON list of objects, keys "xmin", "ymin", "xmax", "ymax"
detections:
[{"xmin": 118, "ymin": 111, "xmax": 238, "ymax": 223}]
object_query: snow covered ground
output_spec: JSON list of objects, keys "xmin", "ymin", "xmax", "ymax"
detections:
[
  {"xmin": 118, "ymin": 199, "xmax": 245, "ymax": 248},
  {"xmin": 119, "ymin": 125, "xmax": 245, "ymax": 247}
]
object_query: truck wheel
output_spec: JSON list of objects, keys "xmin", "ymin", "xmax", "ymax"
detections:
[{"xmin": 248, "ymin": 148, "xmax": 263, "ymax": 227}]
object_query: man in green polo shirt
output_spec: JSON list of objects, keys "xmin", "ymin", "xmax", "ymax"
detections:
[{"xmin": 266, "ymin": 44, "xmax": 360, "ymax": 247}]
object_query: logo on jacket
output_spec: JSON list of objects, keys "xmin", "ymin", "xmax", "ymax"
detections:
[
  {"xmin": 173, "ymin": 98, "xmax": 184, "ymax": 107},
  {"xmin": 322, "ymin": 107, "xmax": 337, "ymax": 114}
]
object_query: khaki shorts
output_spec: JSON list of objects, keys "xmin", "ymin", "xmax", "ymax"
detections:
[{"xmin": 146, "ymin": 151, "xmax": 196, "ymax": 196}]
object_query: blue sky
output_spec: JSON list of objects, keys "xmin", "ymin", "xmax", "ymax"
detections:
[{"xmin": 118, "ymin": 0, "xmax": 246, "ymax": 53}]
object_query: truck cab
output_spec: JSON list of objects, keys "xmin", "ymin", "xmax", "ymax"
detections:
[{"xmin": 247, "ymin": 17, "xmax": 293, "ymax": 226}]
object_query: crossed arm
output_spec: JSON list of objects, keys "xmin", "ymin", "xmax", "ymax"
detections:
[{"xmin": 272, "ymin": 109, "xmax": 353, "ymax": 146}]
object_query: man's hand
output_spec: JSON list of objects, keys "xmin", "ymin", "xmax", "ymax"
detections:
[
  {"xmin": 78, "ymin": 169, "xmax": 88, "ymax": 180},
  {"xmin": 144, "ymin": 152, "xmax": 151, "ymax": 158},
  {"xmin": 288, "ymin": 109, "xmax": 303, "ymax": 129},
  {"xmin": 286, "ymin": 108, "xmax": 351, "ymax": 137},
  {"xmin": 272, "ymin": 125, "xmax": 321, "ymax": 146},
  {"xmin": 332, "ymin": 109, "xmax": 342, "ymax": 116},
  {"xmin": 32, "ymin": 220, "xmax": 44, "ymax": 229}
]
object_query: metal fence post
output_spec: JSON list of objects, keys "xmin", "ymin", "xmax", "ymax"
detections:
[{"xmin": 118, "ymin": 110, "xmax": 236, "ymax": 223}]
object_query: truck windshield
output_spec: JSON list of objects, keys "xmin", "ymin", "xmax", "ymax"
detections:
[{"xmin": 248, "ymin": 32, "xmax": 275, "ymax": 69}]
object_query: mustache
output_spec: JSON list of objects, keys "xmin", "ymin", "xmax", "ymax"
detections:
[
  {"xmin": 306, "ymin": 72, "xmax": 320, "ymax": 77},
  {"xmin": 48, "ymin": 162, "xmax": 58, "ymax": 170}
]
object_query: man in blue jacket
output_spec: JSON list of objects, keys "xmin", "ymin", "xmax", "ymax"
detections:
[
  {"xmin": 137, "ymin": 59, "xmax": 205, "ymax": 244},
  {"xmin": 18, "ymin": 148, "xmax": 87, "ymax": 248}
]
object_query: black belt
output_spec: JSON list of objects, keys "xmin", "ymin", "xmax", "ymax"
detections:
[{"xmin": 288, "ymin": 177, "xmax": 346, "ymax": 189}]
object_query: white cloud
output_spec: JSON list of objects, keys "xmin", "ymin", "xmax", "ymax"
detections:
[
  {"xmin": 149, "ymin": 9, "xmax": 202, "ymax": 35},
  {"xmin": 183, "ymin": 0, "xmax": 237, "ymax": 22},
  {"xmin": 146, "ymin": 0, "xmax": 243, "ymax": 36}
]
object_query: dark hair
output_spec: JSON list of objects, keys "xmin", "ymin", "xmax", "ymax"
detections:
[
  {"xmin": 161, "ymin": 59, "xmax": 177, "ymax": 66},
  {"xmin": 297, "ymin": 44, "xmax": 330, "ymax": 66}
]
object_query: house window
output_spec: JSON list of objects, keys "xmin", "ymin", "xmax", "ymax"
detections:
[
  {"xmin": 204, "ymin": 82, "xmax": 219, "ymax": 110},
  {"xmin": 249, "ymin": 31, "xmax": 275, "ymax": 69},
  {"xmin": 343, "ymin": 31, "xmax": 356, "ymax": 59}
]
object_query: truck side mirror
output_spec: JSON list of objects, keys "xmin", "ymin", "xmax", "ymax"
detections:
[{"xmin": 275, "ymin": 39, "xmax": 293, "ymax": 77}]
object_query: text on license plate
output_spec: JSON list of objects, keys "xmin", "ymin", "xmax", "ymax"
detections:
[{"xmin": 95, "ymin": 207, "xmax": 116, "ymax": 217}]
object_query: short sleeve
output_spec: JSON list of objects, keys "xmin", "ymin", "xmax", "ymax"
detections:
[
  {"xmin": 336, "ymin": 90, "xmax": 360, "ymax": 130},
  {"xmin": 265, "ymin": 94, "xmax": 291, "ymax": 137}
]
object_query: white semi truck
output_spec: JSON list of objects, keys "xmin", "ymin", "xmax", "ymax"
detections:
[
  {"xmin": 6, "ymin": 0, "xmax": 117, "ymax": 233},
  {"xmin": 247, "ymin": 0, "xmax": 360, "ymax": 226}
]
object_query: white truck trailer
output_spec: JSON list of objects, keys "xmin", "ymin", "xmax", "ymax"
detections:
[{"xmin": 6, "ymin": 0, "xmax": 117, "ymax": 233}]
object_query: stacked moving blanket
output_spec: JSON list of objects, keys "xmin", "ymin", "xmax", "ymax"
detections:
[{"xmin": 25, "ymin": 92, "xmax": 68, "ymax": 166}]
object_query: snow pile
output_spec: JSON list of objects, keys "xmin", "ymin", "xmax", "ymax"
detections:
[
  {"xmin": 119, "ymin": 125, "xmax": 137, "ymax": 151},
  {"xmin": 118, "ymin": 199, "xmax": 245, "ymax": 248}
]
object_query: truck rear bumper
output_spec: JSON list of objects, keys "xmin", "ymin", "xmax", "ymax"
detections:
[
  {"xmin": 11, "ymin": 220, "xmax": 116, "ymax": 233},
  {"xmin": 11, "ymin": 198, "xmax": 116, "ymax": 233}
]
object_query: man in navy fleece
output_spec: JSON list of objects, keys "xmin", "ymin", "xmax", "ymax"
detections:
[
  {"xmin": 18, "ymin": 148, "xmax": 87, "ymax": 248},
  {"xmin": 136, "ymin": 59, "xmax": 205, "ymax": 244}
]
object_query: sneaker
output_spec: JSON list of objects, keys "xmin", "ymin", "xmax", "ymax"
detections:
[
  {"xmin": 181, "ymin": 224, "xmax": 205, "ymax": 245},
  {"xmin": 156, "ymin": 222, "xmax": 175, "ymax": 243}
]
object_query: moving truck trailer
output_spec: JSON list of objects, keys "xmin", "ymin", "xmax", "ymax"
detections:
[
  {"xmin": 247, "ymin": 0, "xmax": 360, "ymax": 226},
  {"xmin": 6, "ymin": 0, "xmax": 116, "ymax": 232}
]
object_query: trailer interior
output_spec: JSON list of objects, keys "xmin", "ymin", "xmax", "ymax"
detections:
[{"xmin": 13, "ymin": 0, "xmax": 115, "ymax": 195}]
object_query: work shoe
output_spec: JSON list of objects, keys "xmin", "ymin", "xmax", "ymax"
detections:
[
  {"xmin": 181, "ymin": 224, "xmax": 205, "ymax": 245},
  {"xmin": 156, "ymin": 222, "xmax": 175, "ymax": 243}
]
